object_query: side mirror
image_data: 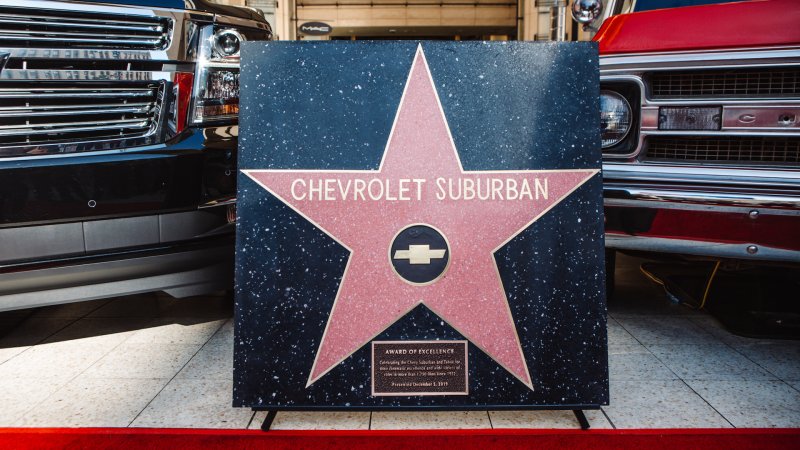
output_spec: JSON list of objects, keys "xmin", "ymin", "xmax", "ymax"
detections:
[{"xmin": 571, "ymin": 0, "xmax": 604, "ymax": 24}]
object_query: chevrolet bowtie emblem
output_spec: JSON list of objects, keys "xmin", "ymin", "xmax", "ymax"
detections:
[
  {"xmin": 389, "ymin": 224, "xmax": 451, "ymax": 286},
  {"xmin": 393, "ymin": 245, "xmax": 446, "ymax": 265}
]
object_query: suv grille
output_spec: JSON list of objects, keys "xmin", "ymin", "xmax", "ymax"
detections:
[
  {"xmin": 649, "ymin": 68, "xmax": 800, "ymax": 99},
  {"xmin": 644, "ymin": 137, "xmax": 800, "ymax": 164},
  {"xmin": 0, "ymin": 7, "xmax": 171, "ymax": 50},
  {"xmin": 0, "ymin": 82, "xmax": 162, "ymax": 155}
]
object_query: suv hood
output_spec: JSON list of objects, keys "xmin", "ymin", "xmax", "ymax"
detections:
[
  {"xmin": 594, "ymin": 0, "xmax": 800, "ymax": 55},
  {"xmin": 92, "ymin": 0, "xmax": 264, "ymax": 21}
]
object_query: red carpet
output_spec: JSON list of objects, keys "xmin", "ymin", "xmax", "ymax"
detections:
[{"xmin": 0, "ymin": 428, "xmax": 798, "ymax": 450}]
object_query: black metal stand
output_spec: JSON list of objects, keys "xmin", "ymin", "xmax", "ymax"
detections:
[
  {"xmin": 573, "ymin": 409, "xmax": 590, "ymax": 430},
  {"xmin": 260, "ymin": 410, "xmax": 278, "ymax": 431},
  {"xmin": 256, "ymin": 408, "xmax": 594, "ymax": 431}
]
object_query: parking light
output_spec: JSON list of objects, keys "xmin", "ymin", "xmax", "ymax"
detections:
[{"xmin": 192, "ymin": 26, "xmax": 245, "ymax": 124}]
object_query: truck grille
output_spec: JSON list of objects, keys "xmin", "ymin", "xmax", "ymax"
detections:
[
  {"xmin": 644, "ymin": 137, "xmax": 800, "ymax": 164},
  {"xmin": 649, "ymin": 68, "xmax": 800, "ymax": 99},
  {"xmin": 0, "ymin": 82, "xmax": 162, "ymax": 154},
  {"xmin": 0, "ymin": 6, "xmax": 171, "ymax": 50}
]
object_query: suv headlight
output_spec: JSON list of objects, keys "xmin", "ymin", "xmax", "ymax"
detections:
[
  {"xmin": 599, "ymin": 90, "xmax": 632, "ymax": 148},
  {"xmin": 213, "ymin": 28, "xmax": 244, "ymax": 58},
  {"xmin": 192, "ymin": 25, "xmax": 250, "ymax": 124}
]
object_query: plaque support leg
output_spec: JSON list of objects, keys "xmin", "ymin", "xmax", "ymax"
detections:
[
  {"xmin": 573, "ymin": 410, "xmax": 590, "ymax": 430},
  {"xmin": 260, "ymin": 410, "xmax": 277, "ymax": 431}
]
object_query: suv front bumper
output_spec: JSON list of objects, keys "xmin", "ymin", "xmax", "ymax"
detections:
[
  {"xmin": 0, "ymin": 235, "xmax": 233, "ymax": 312},
  {"xmin": 0, "ymin": 126, "xmax": 238, "ymax": 311}
]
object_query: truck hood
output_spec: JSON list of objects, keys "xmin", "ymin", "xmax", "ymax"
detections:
[
  {"xmin": 594, "ymin": 0, "xmax": 800, "ymax": 55},
  {"xmin": 91, "ymin": 0, "xmax": 264, "ymax": 21}
]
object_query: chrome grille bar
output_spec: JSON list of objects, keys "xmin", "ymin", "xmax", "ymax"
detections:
[
  {"xmin": 0, "ymin": 119, "xmax": 151, "ymax": 136},
  {"xmin": 0, "ymin": 6, "xmax": 171, "ymax": 50},
  {"xmin": 0, "ymin": 102, "xmax": 154, "ymax": 114},
  {"xmin": 0, "ymin": 82, "xmax": 162, "ymax": 150},
  {"xmin": 0, "ymin": 13, "xmax": 165, "ymax": 29},
  {"xmin": 1, "ymin": 35, "xmax": 164, "ymax": 47},
  {"xmin": 0, "ymin": 89, "xmax": 155, "ymax": 98},
  {"xmin": 2, "ymin": 29, "xmax": 161, "ymax": 39}
]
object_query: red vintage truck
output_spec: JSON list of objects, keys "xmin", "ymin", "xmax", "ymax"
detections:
[{"xmin": 575, "ymin": 0, "xmax": 800, "ymax": 303}]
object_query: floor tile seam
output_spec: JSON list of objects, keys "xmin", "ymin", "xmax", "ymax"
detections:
[
  {"xmin": 785, "ymin": 380, "xmax": 800, "ymax": 394},
  {"xmin": 718, "ymin": 336, "xmax": 788, "ymax": 382},
  {"xmin": 203, "ymin": 319, "xmax": 234, "ymax": 345},
  {"xmin": 124, "ymin": 316, "xmax": 228, "ymax": 346},
  {"xmin": 609, "ymin": 316, "xmax": 683, "ymax": 381},
  {"xmin": 613, "ymin": 310, "xmax": 710, "ymax": 319},
  {"xmin": 606, "ymin": 316, "xmax": 640, "ymax": 345},
  {"xmin": 690, "ymin": 379, "xmax": 800, "ymax": 409},
  {"xmin": 0, "ymin": 314, "xmax": 86, "ymax": 367},
  {"xmin": 642, "ymin": 312, "xmax": 729, "ymax": 345},
  {"xmin": 633, "ymin": 347, "xmax": 739, "ymax": 426},
  {"xmin": 34, "ymin": 298, "xmax": 111, "ymax": 321},
  {"xmin": 642, "ymin": 342, "xmax": 732, "ymax": 389},
  {"xmin": 117, "ymin": 314, "xmax": 228, "ymax": 349},
  {"xmin": 70, "ymin": 326, "xmax": 161, "ymax": 379},
  {"xmin": 175, "ymin": 374, "xmax": 232, "ymax": 381},
  {"xmin": 773, "ymin": 379, "xmax": 800, "ymax": 398},
  {"xmin": 7, "ymin": 376, "xmax": 75, "ymax": 427},
  {"xmin": 82, "ymin": 298, "xmax": 116, "ymax": 317},
  {"xmin": 607, "ymin": 316, "xmax": 648, "ymax": 348},
  {"xmin": 7, "ymin": 309, "xmax": 134, "ymax": 428},
  {"xmin": 7, "ymin": 378, "xmax": 92, "ymax": 427},
  {"xmin": 679, "ymin": 312, "xmax": 731, "ymax": 343},
  {"xmin": 486, "ymin": 410, "xmax": 493, "ymax": 429},
  {"xmin": 638, "ymin": 338, "xmax": 727, "ymax": 351},
  {"xmin": 676, "ymin": 378, "xmax": 736, "ymax": 428},
  {"xmin": 677, "ymin": 375, "xmax": 780, "ymax": 383},
  {"xmin": 126, "ymin": 320, "xmax": 225, "ymax": 427},
  {"xmin": 19, "ymin": 319, "xmax": 172, "ymax": 427},
  {"xmin": 53, "ymin": 298, "xmax": 150, "ymax": 351},
  {"xmin": 645, "ymin": 343, "xmax": 782, "ymax": 381},
  {"xmin": 609, "ymin": 313, "xmax": 691, "ymax": 319},
  {"xmin": 176, "ymin": 318, "xmax": 229, "ymax": 360},
  {"xmin": 0, "ymin": 347, "xmax": 32, "ymax": 368},
  {"xmin": 618, "ymin": 328, "xmax": 685, "ymax": 381},
  {"xmin": 686, "ymin": 317, "xmax": 777, "ymax": 350}
]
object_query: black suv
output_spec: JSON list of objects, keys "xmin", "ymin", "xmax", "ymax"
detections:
[{"xmin": 0, "ymin": 0, "xmax": 272, "ymax": 311}]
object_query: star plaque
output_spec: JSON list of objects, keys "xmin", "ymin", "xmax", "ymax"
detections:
[{"xmin": 235, "ymin": 42, "xmax": 608, "ymax": 410}]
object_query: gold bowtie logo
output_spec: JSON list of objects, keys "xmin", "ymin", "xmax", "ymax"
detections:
[{"xmin": 393, "ymin": 245, "xmax": 446, "ymax": 265}]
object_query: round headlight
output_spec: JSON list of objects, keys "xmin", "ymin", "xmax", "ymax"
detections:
[
  {"xmin": 599, "ymin": 90, "xmax": 632, "ymax": 148},
  {"xmin": 571, "ymin": 0, "xmax": 604, "ymax": 24},
  {"xmin": 213, "ymin": 29, "xmax": 244, "ymax": 58}
]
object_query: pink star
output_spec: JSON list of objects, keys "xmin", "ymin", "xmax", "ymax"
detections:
[{"xmin": 244, "ymin": 46, "xmax": 597, "ymax": 390}]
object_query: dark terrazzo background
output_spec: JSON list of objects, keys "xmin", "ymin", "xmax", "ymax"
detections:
[{"xmin": 234, "ymin": 41, "xmax": 608, "ymax": 408}]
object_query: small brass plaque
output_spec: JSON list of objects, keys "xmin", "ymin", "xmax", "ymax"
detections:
[{"xmin": 371, "ymin": 341, "xmax": 468, "ymax": 396}]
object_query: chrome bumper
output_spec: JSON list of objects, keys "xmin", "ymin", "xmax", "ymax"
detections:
[
  {"xmin": 603, "ymin": 163, "xmax": 800, "ymax": 263},
  {"xmin": 605, "ymin": 235, "xmax": 800, "ymax": 263}
]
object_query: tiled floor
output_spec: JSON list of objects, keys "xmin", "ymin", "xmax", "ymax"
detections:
[{"xmin": 0, "ymin": 255, "xmax": 798, "ymax": 429}]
